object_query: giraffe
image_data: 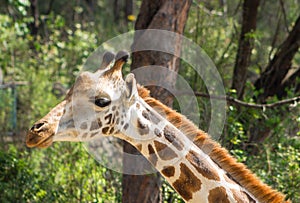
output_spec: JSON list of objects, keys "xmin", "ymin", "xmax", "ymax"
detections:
[{"xmin": 26, "ymin": 51, "xmax": 288, "ymax": 203}]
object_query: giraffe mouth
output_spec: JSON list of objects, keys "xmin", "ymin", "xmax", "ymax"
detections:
[
  {"xmin": 26, "ymin": 136, "xmax": 53, "ymax": 148},
  {"xmin": 26, "ymin": 131, "xmax": 54, "ymax": 148}
]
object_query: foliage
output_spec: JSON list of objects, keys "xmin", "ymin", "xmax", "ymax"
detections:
[
  {"xmin": 0, "ymin": 88, "xmax": 14, "ymax": 132},
  {"xmin": 0, "ymin": 0, "xmax": 299, "ymax": 202},
  {"xmin": 0, "ymin": 144, "xmax": 122, "ymax": 202},
  {"xmin": 180, "ymin": 1, "xmax": 300, "ymax": 201}
]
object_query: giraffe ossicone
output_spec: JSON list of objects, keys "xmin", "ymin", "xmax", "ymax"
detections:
[{"xmin": 26, "ymin": 51, "xmax": 288, "ymax": 203}]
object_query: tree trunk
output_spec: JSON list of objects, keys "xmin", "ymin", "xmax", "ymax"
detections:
[
  {"xmin": 254, "ymin": 15, "xmax": 300, "ymax": 103},
  {"xmin": 113, "ymin": 0, "xmax": 120, "ymax": 23},
  {"xmin": 231, "ymin": 0, "xmax": 260, "ymax": 99},
  {"xmin": 29, "ymin": 0, "xmax": 39, "ymax": 36},
  {"xmin": 122, "ymin": 0, "xmax": 192, "ymax": 202},
  {"xmin": 248, "ymin": 15, "xmax": 300, "ymax": 146}
]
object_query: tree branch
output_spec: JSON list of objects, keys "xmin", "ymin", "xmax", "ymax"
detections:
[
  {"xmin": 279, "ymin": 0, "xmax": 289, "ymax": 32},
  {"xmin": 0, "ymin": 82, "xmax": 28, "ymax": 89},
  {"xmin": 177, "ymin": 90, "xmax": 300, "ymax": 109}
]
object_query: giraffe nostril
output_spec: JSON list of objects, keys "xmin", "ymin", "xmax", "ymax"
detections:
[{"xmin": 31, "ymin": 122, "xmax": 45, "ymax": 131}]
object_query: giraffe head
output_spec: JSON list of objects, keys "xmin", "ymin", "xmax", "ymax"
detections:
[{"xmin": 26, "ymin": 51, "xmax": 139, "ymax": 148}]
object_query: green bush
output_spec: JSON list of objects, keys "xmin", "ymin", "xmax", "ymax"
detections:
[{"xmin": 0, "ymin": 144, "xmax": 122, "ymax": 202}]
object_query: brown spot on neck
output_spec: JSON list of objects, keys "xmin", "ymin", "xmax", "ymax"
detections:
[
  {"xmin": 109, "ymin": 127, "xmax": 114, "ymax": 134},
  {"xmin": 172, "ymin": 163, "xmax": 202, "ymax": 201},
  {"xmin": 186, "ymin": 150, "xmax": 220, "ymax": 181},
  {"xmin": 102, "ymin": 127, "xmax": 109, "ymax": 135},
  {"xmin": 90, "ymin": 132, "xmax": 98, "ymax": 138},
  {"xmin": 163, "ymin": 125, "xmax": 183, "ymax": 151},
  {"xmin": 154, "ymin": 128, "xmax": 162, "ymax": 137},
  {"xmin": 116, "ymin": 118, "xmax": 120, "ymax": 125},
  {"xmin": 142, "ymin": 110, "xmax": 149, "ymax": 120},
  {"xmin": 148, "ymin": 144, "xmax": 158, "ymax": 166},
  {"xmin": 135, "ymin": 144, "xmax": 142, "ymax": 151},
  {"xmin": 82, "ymin": 132, "xmax": 88, "ymax": 138},
  {"xmin": 208, "ymin": 187, "xmax": 230, "ymax": 203},
  {"xmin": 105, "ymin": 114, "xmax": 113, "ymax": 124},
  {"xmin": 142, "ymin": 109, "xmax": 161, "ymax": 124},
  {"xmin": 153, "ymin": 140, "xmax": 178, "ymax": 161},
  {"xmin": 137, "ymin": 119, "xmax": 149, "ymax": 135},
  {"xmin": 97, "ymin": 118, "xmax": 102, "ymax": 127},
  {"xmin": 67, "ymin": 121, "xmax": 75, "ymax": 129},
  {"xmin": 90, "ymin": 120, "xmax": 99, "ymax": 131},
  {"xmin": 161, "ymin": 166, "xmax": 175, "ymax": 177},
  {"xmin": 136, "ymin": 103, "xmax": 140, "ymax": 109},
  {"xmin": 123, "ymin": 123, "xmax": 129, "ymax": 130}
]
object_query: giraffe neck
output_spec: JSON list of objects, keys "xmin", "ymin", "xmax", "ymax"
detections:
[
  {"xmin": 117, "ymin": 95, "xmax": 257, "ymax": 203},
  {"xmin": 131, "ymin": 86, "xmax": 287, "ymax": 203}
]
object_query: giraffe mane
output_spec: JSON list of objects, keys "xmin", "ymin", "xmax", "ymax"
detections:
[{"xmin": 137, "ymin": 85, "xmax": 288, "ymax": 203}]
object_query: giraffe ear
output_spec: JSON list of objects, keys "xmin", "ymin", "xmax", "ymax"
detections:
[
  {"xmin": 99, "ymin": 51, "xmax": 115, "ymax": 69},
  {"xmin": 110, "ymin": 50, "xmax": 129, "ymax": 72},
  {"xmin": 102, "ymin": 50, "xmax": 129, "ymax": 77},
  {"xmin": 125, "ymin": 73, "xmax": 138, "ymax": 100}
]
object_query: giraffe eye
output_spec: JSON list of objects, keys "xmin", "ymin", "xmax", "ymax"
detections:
[{"xmin": 94, "ymin": 97, "xmax": 111, "ymax": 107}]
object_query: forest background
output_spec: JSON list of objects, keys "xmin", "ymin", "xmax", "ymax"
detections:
[{"xmin": 0, "ymin": 0, "xmax": 299, "ymax": 202}]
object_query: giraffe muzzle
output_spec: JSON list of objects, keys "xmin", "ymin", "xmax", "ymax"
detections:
[{"xmin": 26, "ymin": 121, "xmax": 55, "ymax": 148}]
